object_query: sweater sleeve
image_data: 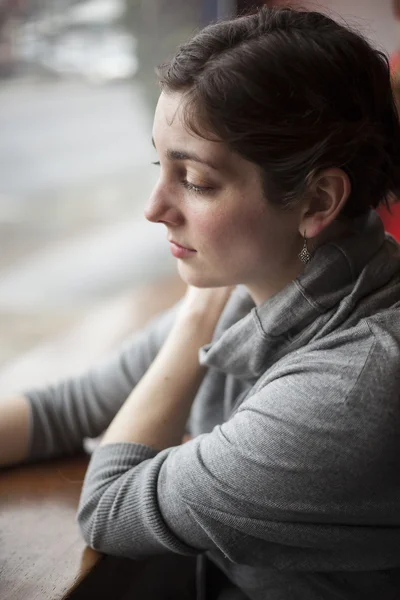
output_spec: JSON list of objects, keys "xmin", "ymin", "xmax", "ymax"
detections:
[
  {"xmin": 76, "ymin": 329, "xmax": 400, "ymax": 569},
  {"xmin": 25, "ymin": 302, "xmax": 182, "ymax": 462}
]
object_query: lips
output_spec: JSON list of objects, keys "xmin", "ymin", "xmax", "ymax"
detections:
[
  {"xmin": 169, "ymin": 239, "xmax": 195, "ymax": 252},
  {"xmin": 168, "ymin": 238, "xmax": 197, "ymax": 259}
]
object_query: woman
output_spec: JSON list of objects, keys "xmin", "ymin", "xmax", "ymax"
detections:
[{"xmin": 3, "ymin": 6, "xmax": 400, "ymax": 599}]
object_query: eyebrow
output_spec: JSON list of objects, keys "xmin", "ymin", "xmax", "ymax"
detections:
[{"xmin": 152, "ymin": 137, "xmax": 219, "ymax": 171}]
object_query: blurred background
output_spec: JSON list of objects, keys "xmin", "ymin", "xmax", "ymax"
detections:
[{"xmin": 0, "ymin": 0, "xmax": 399, "ymax": 394}]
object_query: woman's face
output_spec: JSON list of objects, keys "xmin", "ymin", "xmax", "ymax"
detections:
[{"xmin": 145, "ymin": 92, "xmax": 303, "ymax": 303}]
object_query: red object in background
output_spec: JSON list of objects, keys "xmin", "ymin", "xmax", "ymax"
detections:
[
  {"xmin": 390, "ymin": 50, "xmax": 400, "ymax": 74},
  {"xmin": 377, "ymin": 204, "xmax": 400, "ymax": 241}
]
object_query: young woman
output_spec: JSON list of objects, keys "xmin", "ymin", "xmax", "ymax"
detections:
[{"xmin": 3, "ymin": 6, "xmax": 400, "ymax": 599}]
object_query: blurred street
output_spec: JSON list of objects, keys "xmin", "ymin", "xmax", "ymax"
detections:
[
  {"xmin": 0, "ymin": 75, "xmax": 176, "ymax": 370},
  {"xmin": 0, "ymin": 78, "xmax": 149, "ymax": 203}
]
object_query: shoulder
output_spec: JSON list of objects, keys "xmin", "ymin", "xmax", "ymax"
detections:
[
  {"xmin": 235, "ymin": 313, "xmax": 400, "ymax": 462},
  {"xmin": 256, "ymin": 309, "xmax": 400, "ymax": 397}
]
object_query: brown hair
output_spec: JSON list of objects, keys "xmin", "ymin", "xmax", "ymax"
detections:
[{"xmin": 157, "ymin": 6, "xmax": 400, "ymax": 217}]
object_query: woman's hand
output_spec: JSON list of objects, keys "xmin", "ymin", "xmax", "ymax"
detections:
[{"xmin": 177, "ymin": 285, "xmax": 235, "ymax": 329}]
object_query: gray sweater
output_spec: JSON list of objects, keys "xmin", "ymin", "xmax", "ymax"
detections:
[{"xmin": 26, "ymin": 210, "xmax": 400, "ymax": 599}]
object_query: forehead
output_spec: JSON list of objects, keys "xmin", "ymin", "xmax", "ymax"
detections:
[{"xmin": 152, "ymin": 92, "xmax": 230, "ymax": 165}]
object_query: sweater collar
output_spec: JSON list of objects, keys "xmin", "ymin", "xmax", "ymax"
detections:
[{"xmin": 199, "ymin": 210, "xmax": 387, "ymax": 379}]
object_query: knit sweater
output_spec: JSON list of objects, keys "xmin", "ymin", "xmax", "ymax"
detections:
[{"xmin": 27, "ymin": 210, "xmax": 400, "ymax": 599}]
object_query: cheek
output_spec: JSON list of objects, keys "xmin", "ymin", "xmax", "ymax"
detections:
[
  {"xmin": 204, "ymin": 214, "xmax": 268, "ymax": 265},
  {"xmin": 190, "ymin": 207, "xmax": 229, "ymax": 245},
  {"xmin": 189, "ymin": 198, "xmax": 279, "ymax": 258},
  {"xmin": 221, "ymin": 208, "xmax": 271, "ymax": 247}
]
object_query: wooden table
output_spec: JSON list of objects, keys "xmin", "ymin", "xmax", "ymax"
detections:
[
  {"xmin": 0, "ymin": 453, "xmax": 197, "ymax": 600},
  {"xmin": 0, "ymin": 453, "xmax": 99, "ymax": 600}
]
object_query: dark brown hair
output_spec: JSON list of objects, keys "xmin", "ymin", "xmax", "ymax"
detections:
[{"xmin": 157, "ymin": 6, "xmax": 400, "ymax": 217}]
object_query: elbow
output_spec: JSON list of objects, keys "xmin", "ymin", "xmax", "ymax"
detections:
[
  {"xmin": 76, "ymin": 499, "xmax": 148, "ymax": 560},
  {"xmin": 76, "ymin": 496, "xmax": 104, "ymax": 553},
  {"xmin": 76, "ymin": 490, "xmax": 130, "ymax": 556}
]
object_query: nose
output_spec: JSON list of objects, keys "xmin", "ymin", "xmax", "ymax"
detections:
[{"xmin": 144, "ymin": 181, "xmax": 183, "ymax": 226}]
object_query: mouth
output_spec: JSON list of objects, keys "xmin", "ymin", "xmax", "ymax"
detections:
[
  {"xmin": 168, "ymin": 238, "xmax": 197, "ymax": 259},
  {"xmin": 168, "ymin": 239, "xmax": 196, "ymax": 252}
]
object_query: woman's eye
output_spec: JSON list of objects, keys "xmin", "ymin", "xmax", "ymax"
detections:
[
  {"xmin": 181, "ymin": 180, "xmax": 213, "ymax": 195},
  {"xmin": 151, "ymin": 161, "xmax": 213, "ymax": 195}
]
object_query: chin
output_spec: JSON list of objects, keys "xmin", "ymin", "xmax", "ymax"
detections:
[{"xmin": 177, "ymin": 262, "xmax": 232, "ymax": 288}]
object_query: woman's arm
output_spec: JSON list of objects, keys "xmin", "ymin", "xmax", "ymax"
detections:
[
  {"xmin": 0, "ymin": 301, "xmax": 183, "ymax": 467},
  {"xmin": 77, "ymin": 326, "xmax": 399, "ymax": 566},
  {"xmin": 0, "ymin": 396, "xmax": 30, "ymax": 466},
  {"xmin": 100, "ymin": 286, "xmax": 233, "ymax": 450}
]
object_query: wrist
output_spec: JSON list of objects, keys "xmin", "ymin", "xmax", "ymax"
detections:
[
  {"xmin": 174, "ymin": 306, "xmax": 220, "ymax": 339},
  {"xmin": 177, "ymin": 287, "xmax": 234, "ymax": 328}
]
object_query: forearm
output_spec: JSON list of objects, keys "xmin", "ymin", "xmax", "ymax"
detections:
[
  {"xmin": 100, "ymin": 311, "xmax": 215, "ymax": 450},
  {"xmin": 0, "ymin": 396, "xmax": 30, "ymax": 466}
]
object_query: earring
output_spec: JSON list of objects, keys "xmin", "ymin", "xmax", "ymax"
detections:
[{"xmin": 298, "ymin": 232, "xmax": 311, "ymax": 264}]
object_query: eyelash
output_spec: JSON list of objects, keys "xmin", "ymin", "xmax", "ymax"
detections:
[{"xmin": 151, "ymin": 161, "xmax": 213, "ymax": 195}]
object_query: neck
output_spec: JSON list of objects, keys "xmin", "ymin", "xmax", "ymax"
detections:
[
  {"xmin": 245, "ymin": 260, "xmax": 305, "ymax": 306},
  {"xmin": 246, "ymin": 218, "xmax": 353, "ymax": 306}
]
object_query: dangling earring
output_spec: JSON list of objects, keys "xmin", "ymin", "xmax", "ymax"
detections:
[{"xmin": 298, "ymin": 231, "xmax": 311, "ymax": 264}]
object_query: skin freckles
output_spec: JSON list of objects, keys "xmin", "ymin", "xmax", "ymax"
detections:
[{"xmin": 144, "ymin": 92, "xmax": 307, "ymax": 305}]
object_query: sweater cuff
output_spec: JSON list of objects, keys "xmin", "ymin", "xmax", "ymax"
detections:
[{"xmin": 88, "ymin": 441, "xmax": 160, "ymax": 467}]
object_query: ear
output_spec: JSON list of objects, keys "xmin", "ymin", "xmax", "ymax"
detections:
[{"xmin": 299, "ymin": 168, "xmax": 351, "ymax": 239}]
